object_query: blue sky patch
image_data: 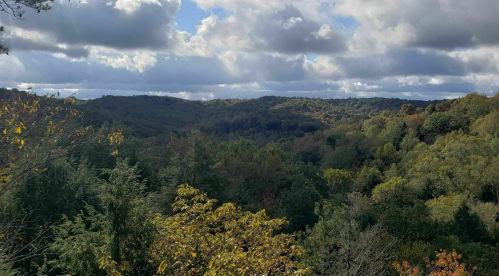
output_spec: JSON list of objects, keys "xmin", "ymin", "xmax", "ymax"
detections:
[{"xmin": 174, "ymin": 0, "xmax": 228, "ymax": 34}]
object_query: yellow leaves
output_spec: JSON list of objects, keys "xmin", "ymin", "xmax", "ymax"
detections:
[
  {"xmin": 107, "ymin": 128, "xmax": 124, "ymax": 146},
  {"xmin": 152, "ymin": 184, "xmax": 311, "ymax": 276},
  {"xmin": 157, "ymin": 261, "xmax": 168, "ymax": 273},
  {"xmin": 99, "ymin": 256, "xmax": 124, "ymax": 276},
  {"xmin": 2, "ymin": 129, "xmax": 6, "ymax": 134}
]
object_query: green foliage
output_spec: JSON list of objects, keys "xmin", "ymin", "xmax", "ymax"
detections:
[
  {"xmin": 3, "ymin": 92, "xmax": 499, "ymax": 275},
  {"xmin": 354, "ymin": 166, "xmax": 382, "ymax": 195},
  {"xmin": 301, "ymin": 193, "xmax": 396, "ymax": 275},
  {"xmin": 323, "ymin": 168, "xmax": 353, "ymax": 194},
  {"xmin": 422, "ymin": 112, "xmax": 453, "ymax": 139},
  {"xmin": 50, "ymin": 159, "xmax": 158, "ymax": 276},
  {"xmin": 453, "ymin": 204, "xmax": 489, "ymax": 244},
  {"xmin": 374, "ymin": 143, "xmax": 399, "ymax": 168},
  {"xmin": 372, "ymin": 177, "xmax": 414, "ymax": 204}
]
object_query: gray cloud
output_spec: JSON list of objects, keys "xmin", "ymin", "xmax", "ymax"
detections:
[
  {"xmin": 251, "ymin": 5, "xmax": 346, "ymax": 54},
  {"xmin": 336, "ymin": 0, "xmax": 499, "ymax": 51},
  {"xmin": 2, "ymin": 37, "xmax": 90, "ymax": 58},
  {"xmin": 194, "ymin": 5, "xmax": 346, "ymax": 55},
  {"xmin": 336, "ymin": 49, "xmax": 470, "ymax": 79},
  {"xmin": 2, "ymin": 0, "xmax": 499, "ymax": 101},
  {"xmin": 2, "ymin": 0, "xmax": 180, "ymax": 52}
]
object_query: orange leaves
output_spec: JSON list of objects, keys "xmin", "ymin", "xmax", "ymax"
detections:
[
  {"xmin": 394, "ymin": 249, "xmax": 475, "ymax": 276},
  {"xmin": 394, "ymin": 261, "xmax": 420, "ymax": 276}
]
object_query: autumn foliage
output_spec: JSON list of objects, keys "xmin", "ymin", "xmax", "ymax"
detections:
[
  {"xmin": 151, "ymin": 184, "xmax": 311, "ymax": 276},
  {"xmin": 394, "ymin": 249, "xmax": 476, "ymax": 276}
]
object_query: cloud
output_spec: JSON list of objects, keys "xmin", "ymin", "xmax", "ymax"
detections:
[
  {"xmin": 335, "ymin": 49, "xmax": 470, "ymax": 79},
  {"xmin": 2, "ymin": 0, "xmax": 499, "ymax": 101},
  {"xmin": 1, "ymin": 0, "xmax": 180, "ymax": 55},
  {"xmin": 188, "ymin": 5, "xmax": 346, "ymax": 55},
  {"xmin": 114, "ymin": 0, "xmax": 163, "ymax": 14},
  {"xmin": 334, "ymin": 0, "xmax": 499, "ymax": 51},
  {"xmin": 93, "ymin": 50, "xmax": 158, "ymax": 73}
]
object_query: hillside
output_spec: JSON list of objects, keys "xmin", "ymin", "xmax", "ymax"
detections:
[
  {"xmin": 78, "ymin": 94, "xmax": 439, "ymax": 143},
  {"xmin": 5, "ymin": 88, "xmax": 499, "ymax": 275}
]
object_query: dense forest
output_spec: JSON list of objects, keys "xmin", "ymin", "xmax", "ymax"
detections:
[{"xmin": 1, "ymin": 88, "xmax": 498, "ymax": 275}]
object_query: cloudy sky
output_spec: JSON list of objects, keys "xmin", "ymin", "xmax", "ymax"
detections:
[{"xmin": 1, "ymin": 0, "xmax": 499, "ymax": 100}]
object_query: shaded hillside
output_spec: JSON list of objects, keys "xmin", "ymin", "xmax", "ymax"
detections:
[{"xmin": 78, "ymin": 94, "xmax": 439, "ymax": 143}]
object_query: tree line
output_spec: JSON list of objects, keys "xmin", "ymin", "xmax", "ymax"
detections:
[{"xmin": 1, "ymin": 89, "xmax": 497, "ymax": 275}]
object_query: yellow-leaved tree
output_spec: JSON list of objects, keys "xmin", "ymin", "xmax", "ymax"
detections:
[
  {"xmin": 150, "ymin": 184, "xmax": 311, "ymax": 276},
  {"xmin": 0, "ymin": 90, "xmax": 123, "ymax": 273},
  {"xmin": 0, "ymin": 90, "xmax": 123, "ymax": 192}
]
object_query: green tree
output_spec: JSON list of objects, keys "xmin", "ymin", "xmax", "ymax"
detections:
[
  {"xmin": 453, "ymin": 204, "xmax": 488, "ymax": 244},
  {"xmin": 323, "ymin": 168, "xmax": 353, "ymax": 194},
  {"xmin": 354, "ymin": 166, "xmax": 382, "ymax": 195},
  {"xmin": 301, "ymin": 193, "xmax": 396, "ymax": 276},
  {"xmin": 422, "ymin": 112, "xmax": 453, "ymax": 141},
  {"xmin": 372, "ymin": 177, "xmax": 414, "ymax": 204},
  {"xmin": 280, "ymin": 178, "xmax": 320, "ymax": 232},
  {"xmin": 374, "ymin": 143, "xmax": 399, "ymax": 168},
  {"xmin": 50, "ymin": 159, "xmax": 158, "ymax": 276},
  {"xmin": 425, "ymin": 104, "xmax": 436, "ymax": 115}
]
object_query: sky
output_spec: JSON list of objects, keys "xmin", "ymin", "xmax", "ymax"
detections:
[{"xmin": 1, "ymin": 0, "xmax": 499, "ymax": 100}]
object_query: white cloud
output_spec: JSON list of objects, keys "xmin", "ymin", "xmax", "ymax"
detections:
[
  {"xmin": 17, "ymin": 83, "xmax": 34, "ymax": 90},
  {"xmin": 114, "ymin": 0, "xmax": 163, "ymax": 14},
  {"xmin": 93, "ymin": 49, "xmax": 157, "ymax": 72}
]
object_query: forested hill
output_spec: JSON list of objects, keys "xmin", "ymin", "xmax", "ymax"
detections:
[
  {"xmin": 77, "ymin": 93, "xmax": 439, "ymax": 143},
  {"xmin": 5, "ymin": 88, "xmax": 499, "ymax": 275}
]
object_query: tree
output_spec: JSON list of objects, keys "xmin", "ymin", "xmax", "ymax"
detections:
[
  {"xmin": 280, "ymin": 178, "xmax": 320, "ymax": 232},
  {"xmin": 374, "ymin": 143, "xmax": 399, "ymax": 168},
  {"xmin": 453, "ymin": 204, "xmax": 488, "ymax": 244},
  {"xmin": 422, "ymin": 112, "xmax": 453, "ymax": 141},
  {"xmin": 323, "ymin": 168, "xmax": 353, "ymax": 195},
  {"xmin": 0, "ymin": 90, "xmax": 123, "ymax": 193},
  {"xmin": 0, "ymin": 26, "xmax": 8, "ymax": 54},
  {"xmin": 354, "ymin": 166, "xmax": 382, "ymax": 195},
  {"xmin": 425, "ymin": 104, "xmax": 436, "ymax": 115},
  {"xmin": 152, "ymin": 184, "xmax": 311, "ymax": 276},
  {"xmin": 394, "ymin": 249, "xmax": 476, "ymax": 276},
  {"xmin": 301, "ymin": 193, "xmax": 396, "ymax": 276},
  {"xmin": 372, "ymin": 177, "xmax": 415, "ymax": 204},
  {"xmin": 400, "ymin": 104, "xmax": 416, "ymax": 115},
  {"xmin": 435, "ymin": 101, "xmax": 451, "ymax": 112},
  {"xmin": 50, "ymin": 159, "xmax": 158, "ymax": 276}
]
